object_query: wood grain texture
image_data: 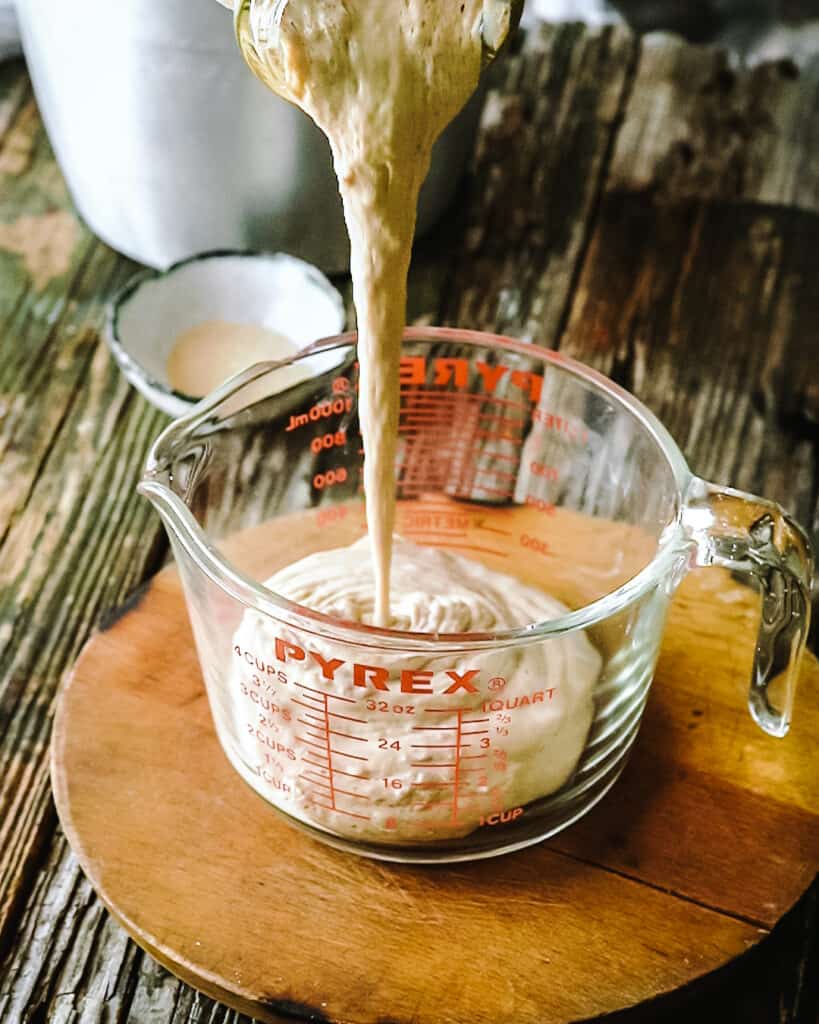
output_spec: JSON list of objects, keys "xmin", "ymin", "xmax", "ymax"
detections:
[
  {"xmin": 607, "ymin": 31, "xmax": 819, "ymax": 210},
  {"xmin": 560, "ymin": 197, "xmax": 819, "ymax": 553},
  {"xmin": 48, "ymin": 538, "xmax": 819, "ymax": 1024},
  {"xmin": 0, "ymin": 59, "xmax": 168, "ymax": 956},
  {"xmin": 438, "ymin": 23, "xmax": 638, "ymax": 341},
  {"xmin": 0, "ymin": 15, "xmax": 817, "ymax": 1023}
]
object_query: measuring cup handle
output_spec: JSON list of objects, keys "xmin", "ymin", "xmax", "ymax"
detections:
[{"xmin": 682, "ymin": 478, "xmax": 814, "ymax": 737}]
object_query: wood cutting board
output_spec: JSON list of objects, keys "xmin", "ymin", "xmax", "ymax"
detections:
[{"xmin": 51, "ymin": 509, "xmax": 819, "ymax": 1024}]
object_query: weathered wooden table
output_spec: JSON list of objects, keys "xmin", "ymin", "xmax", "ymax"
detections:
[{"xmin": 0, "ymin": 20, "xmax": 817, "ymax": 1023}]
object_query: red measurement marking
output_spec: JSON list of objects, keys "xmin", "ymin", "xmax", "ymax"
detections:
[
  {"xmin": 397, "ymin": 529, "xmax": 468, "ymax": 539},
  {"xmin": 412, "ymin": 724, "xmax": 457, "ymax": 731},
  {"xmin": 396, "ymin": 423, "xmax": 521, "ymax": 442},
  {"xmin": 400, "ymin": 413, "xmax": 456, "ymax": 422},
  {"xmin": 396, "ymin": 484, "xmax": 468, "ymax": 498},
  {"xmin": 329, "ymin": 807, "xmax": 370, "ymax": 821},
  {"xmin": 475, "ymin": 467, "xmax": 517, "ymax": 481},
  {"xmin": 461, "ymin": 754, "xmax": 489, "ymax": 760},
  {"xmin": 302, "ymin": 777, "xmax": 332, "ymax": 792},
  {"xmin": 410, "ymin": 762, "xmax": 457, "ymax": 769},
  {"xmin": 474, "ymin": 431, "xmax": 523, "ymax": 446},
  {"xmin": 295, "ymin": 683, "xmax": 357, "ymax": 704},
  {"xmin": 299, "ymin": 712, "xmax": 327, "ymax": 724},
  {"xmin": 398, "ymin": 389, "xmax": 532, "ymax": 414},
  {"xmin": 409, "ymin": 743, "xmax": 467, "ymax": 749},
  {"xmin": 295, "ymin": 737, "xmax": 330, "ymax": 753},
  {"xmin": 421, "ymin": 541, "xmax": 509, "ymax": 558},
  {"xmin": 292, "ymin": 691, "xmax": 322, "ymax": 702},
  {"xmin": 333, "ymin": 788, "xmax": 368, "ymax": 800},
  {"xmin": 461, "ymin": 729, "xmax": 489, "ymax": 736},
  {"xmin": 530, "ymin": 460, "xmax": 559, "ymax": 480},
  {"xmin": 451, "ymin": 710, "xmax": 463, "ymax": 824},
  {"xmin": 400, "ymin": 415, "xmax": 526, "ymax": 432},
  {"xmin": 520, "ymin": 533, "xmax": 551, "ymax": 556},
  {"xmin": 292, "ymin": 698, "xmax": 323, "ymax": 712},
  {"xmin": 330, "ymin": 749, "xmax": 368, "ymax": 761},
  {"xmin": 400, "ymin": 499, "xmax": 514, "ymax": 516},
  {"xmin": 328, "ymin": 712, "xmax": 367, "ymax": 724},
  {"xmin": 470, "ymin": 484, "xmax": 516, "ymax": 499},
  {"xmin": 412, "ymin": 802, "xmax": 448, "ymax": 813},
  {"xmin": 397, "ymin": 464, "xmax": 518, "ymax": 483},
  {"xmin": 398, "ymin": 441, "xmax": 521, "ymax": 466},
  {"xmin": 332, "ymin": 767, "xmax": 369, "ymax": 780},
  {"xmin": 302, "ymin": 757, "xmax": 330, "ymax": 771},
  {"xmin": 302, "ymin": 771, "xmax": 331, "ymax": 785},
  {"xmin": 322, "ymin": 694, "xmax": 337, "ymax": 809},
  {"xmin": 304, "ymin": 727, "xmax": 330, "ymax": 741},
  {"xmin": 472, "ymin": 450, "xmax": 520, "ymax": 463},
  {"xmin": 329, "ymin": 729, "xmax": 367, "ymax": 742},
  {"xmin": 462, "ymin": 717, "xmax": 490, "ymax": 724}
]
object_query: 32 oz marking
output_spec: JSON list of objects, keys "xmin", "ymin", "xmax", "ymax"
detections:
[{"xmin": 366, "ymin": 700, "xmax": 416, "ymax": 715}]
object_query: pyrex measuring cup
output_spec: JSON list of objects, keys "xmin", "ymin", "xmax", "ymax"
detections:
[{"xmin": 139, "ymin": 328, "xmax": 813, "ymax": 863}]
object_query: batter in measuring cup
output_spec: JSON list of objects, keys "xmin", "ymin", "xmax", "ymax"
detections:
[{"xmin": 229, "ymin": 537, "xmax": 600, "ymax": 841}]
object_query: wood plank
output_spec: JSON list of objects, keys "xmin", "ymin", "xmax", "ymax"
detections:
[
  {"xmin": 438, "ymin": 23, "xmax": 637, "ymax": 340},
  {"xmin": 79, "ymin": 504, "xmax": 819, "ymax": 926},
  {"xmin": 0, "ymin": 65, "xmax": 170, "ymax": 953},
  {"xmin": 51, "ymin": 552, "xmax": 795, "ymax": 1024},
  {"xmin": 607, "ymin": 32, "xmax": 819, "ymax": 212},
  {"xmin": 559, "ymin": 196, "xmax": 819, "ymax": 549}
]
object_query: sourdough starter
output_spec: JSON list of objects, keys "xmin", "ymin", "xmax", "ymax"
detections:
[
  {"xmin": 226, "ymin": 2, "xmax": 601, "ymax": 840},
  {"xmin": 230, "ymin": 538, "xmax": 600, "ymax": 840}
]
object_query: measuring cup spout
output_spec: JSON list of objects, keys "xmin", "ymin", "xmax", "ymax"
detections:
[
  {"xmin": 138, "ymin": 474, "xmax": 189, "ymax": 547},
  {"xmin": 137, "ymin": 414, "xmax": 201, "ymax": 552}
]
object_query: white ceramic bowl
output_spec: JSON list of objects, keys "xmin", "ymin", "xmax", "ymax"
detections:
[{"xmin": 106, "ymin": 250, "xmax": 347, "ymax": 417}]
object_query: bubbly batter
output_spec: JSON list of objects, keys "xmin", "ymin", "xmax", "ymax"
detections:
[{"xmin": 229, "ymin": 538, "xmax": 600, "ymax": 840}]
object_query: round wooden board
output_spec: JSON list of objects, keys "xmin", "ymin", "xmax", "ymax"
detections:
[{"xmin": 52, "ymin": 562, "xmax": 819, "ymax": 1024}]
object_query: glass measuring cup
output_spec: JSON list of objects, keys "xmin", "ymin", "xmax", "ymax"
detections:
[{"xmin": 139, "ymin": 328, "xmax": 813, "ymax": 863}]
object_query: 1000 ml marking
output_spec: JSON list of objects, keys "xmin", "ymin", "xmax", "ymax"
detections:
[{"xmin": 286, "ymin": 397, "xmax": 353, "ymax": 431}]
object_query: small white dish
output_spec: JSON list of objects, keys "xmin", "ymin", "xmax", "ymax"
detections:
[{"xmin": 106, "ymin": 250, "xmax": 347, "ymax": 418}]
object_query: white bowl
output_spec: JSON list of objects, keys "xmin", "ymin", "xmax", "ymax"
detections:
[{"xmin": 106, "ymin": 250, "xmax": 347, "ymax": 417}]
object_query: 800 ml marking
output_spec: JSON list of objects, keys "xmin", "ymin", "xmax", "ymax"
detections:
[{"xmin": 311, "ymin": 430, "xmax": 347, "ymax": 454}]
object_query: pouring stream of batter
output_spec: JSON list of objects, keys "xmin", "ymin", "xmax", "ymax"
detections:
[
  {"xmin": 237, "ymin": 0, "xmax": 512, "ymax": 624},
  {"xmin": 220, "ymin": 2, "xmax": 604, "ymax": 841}
]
